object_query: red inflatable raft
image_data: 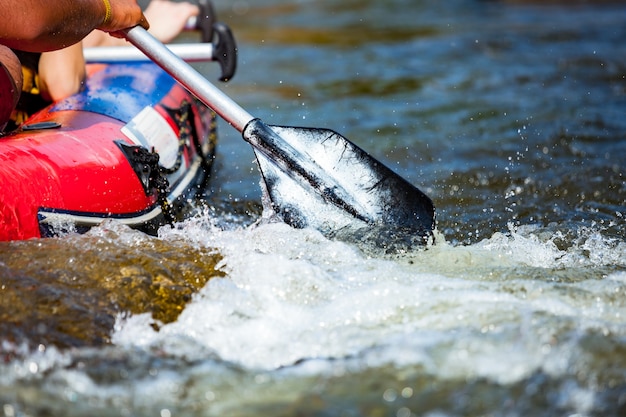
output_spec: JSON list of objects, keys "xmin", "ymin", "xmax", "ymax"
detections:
[{"xmin": 0, "ymin": 62, "xmax": 217, "ymax": 241}]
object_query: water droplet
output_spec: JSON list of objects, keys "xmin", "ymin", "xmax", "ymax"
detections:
[{"xmin": 383, "ymin": 388, "xmax": 398, "ymax": 402}]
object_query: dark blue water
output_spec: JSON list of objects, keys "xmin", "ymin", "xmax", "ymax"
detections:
[
  {"xmin": 1, "ymin": 1, "xmax": 625, "ymax": 416},
  {"xmin": 210, "ymin": 0, "xmax": 625, "ymax": 244}
]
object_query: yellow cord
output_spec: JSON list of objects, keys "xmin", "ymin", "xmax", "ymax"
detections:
[{"xmin": 102, "ymin": 0, "xmax": 112, "ymax": 25}]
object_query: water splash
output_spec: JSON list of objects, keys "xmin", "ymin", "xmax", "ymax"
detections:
[
  {"xmin": 1, "ymin": 213, "xmax": 624, "ymax": 416},
  {"xmin": 105, "ymin": 215, "xmax": 626, "ymax": 381}
]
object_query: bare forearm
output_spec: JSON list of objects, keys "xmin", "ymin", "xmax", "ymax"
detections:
[
  {"xmin": 0, "ymin": 0, "xmax": 147, "ymax": 52},
  {"xmin": 0, "ymin": 0, "xmax": 104, "ymax": 51},
  {"xmin": 38, "ymin": 43, "xmax": 86, "ymax": 101}
]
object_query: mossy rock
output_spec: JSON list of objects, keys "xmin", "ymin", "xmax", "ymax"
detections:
[{"xmin": 0, "ymin": 227, "xmax": 224, "ymax": 350}]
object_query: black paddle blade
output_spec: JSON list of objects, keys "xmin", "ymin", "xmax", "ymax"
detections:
[{"xmin": 243, "ymin": 119, "xmax": 435, "ymax": 246}]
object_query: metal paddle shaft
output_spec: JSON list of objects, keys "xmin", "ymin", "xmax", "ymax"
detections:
[
  {"xmin": 125, "ymin": 26, "xmax": 249, "ymax": 128},
  {"xmin": 124, "ymin": 26, "xmax": 435, "ymax": 246}
]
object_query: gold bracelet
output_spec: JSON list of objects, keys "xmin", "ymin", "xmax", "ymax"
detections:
[{"xmin": 102, "ymin": 0, "xmax": 112, "ymax": 25}]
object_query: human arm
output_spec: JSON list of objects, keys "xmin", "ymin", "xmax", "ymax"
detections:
[
  {"xmin": 0, "ymin": 0, "xmax": 148, "ymax": 52},
  {"xmin": 83, "ymin": 0, "xmax": 199, "ymax": 48},
  {"xmin": 0, "ymin": 46, "xmax": 23, "ymax": 125},
  {"xmin": 38, "ymin": 43, "xmax": 86, "ymax": 102}
]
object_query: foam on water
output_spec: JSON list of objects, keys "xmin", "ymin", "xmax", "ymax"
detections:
[
  {"xmin": 107, "ymin": 215, "xmax": 626, "ymax": 389},
  {"xmin": 1, "ymin": 216, "xmax": 624, "ymax": 416}
]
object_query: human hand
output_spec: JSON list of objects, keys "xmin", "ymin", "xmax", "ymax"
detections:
[
  {"xmin": 144, "ymin": 0, "xmax": 200, "ymax": 43},
  {"xmin": 97, "ymin": 0, "xmax": 150, "ymax": 36}
]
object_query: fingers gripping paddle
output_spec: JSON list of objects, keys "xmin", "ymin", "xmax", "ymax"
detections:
[{"xmin": 124, "ymin": 26, "xmax": 435, "ymax": 245}]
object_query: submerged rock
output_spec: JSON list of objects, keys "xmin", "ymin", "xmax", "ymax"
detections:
[{"xmin": 0, "ymin": 226, "xmax": 224, "ymax": 352}]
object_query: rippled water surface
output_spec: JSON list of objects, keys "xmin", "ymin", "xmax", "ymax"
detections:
[{"xmin": 1, "ymin": 0, "xmax": 625, "ymax": 416}]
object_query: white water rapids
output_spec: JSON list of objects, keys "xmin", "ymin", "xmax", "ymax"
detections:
[
  {"xmin": 3, "ymin": 217, "xmax": 623, "ymax": 416},
  {"xmin": 2, "ymin": 0, "xmax": 626, "ymax": 414}
]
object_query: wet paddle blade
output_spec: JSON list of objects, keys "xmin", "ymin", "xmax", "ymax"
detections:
[
  {"xmin": 124, "ymin": 27, "xmax": 435, "ymax": 247},
  {"xmin": 244, "ymin": 120, "xmax": 435, "ymax": 244}
]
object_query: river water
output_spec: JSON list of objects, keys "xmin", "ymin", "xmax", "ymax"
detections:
[{"xmin": 1, "ymin": 0, "xmax": 625, "ymax": 416}]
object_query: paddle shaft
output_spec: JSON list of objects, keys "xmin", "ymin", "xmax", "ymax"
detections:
[
  {"xmin": 124, "ymin": 26, "xmax": 252, "ymax": 132},
  {"xmin": 124, "ymin": 26, "xmax": 371, "ymax": 218},
  {"xmin": 122, "ymin": 26, "xmax": 328, "ymax": 193},
  {"xmin": 123, "ymin": 26, "xmax": 435, "ymax": 242}
]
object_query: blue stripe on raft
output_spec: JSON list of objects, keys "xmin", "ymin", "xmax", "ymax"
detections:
[{"xmin": 52, "ymin": 63, "xmax": 176, "ymax": 122}]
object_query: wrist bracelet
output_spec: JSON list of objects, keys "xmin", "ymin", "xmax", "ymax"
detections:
[{"xmin": 102, "ymin": 0, "xmax": 112, "ymax": 25}]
